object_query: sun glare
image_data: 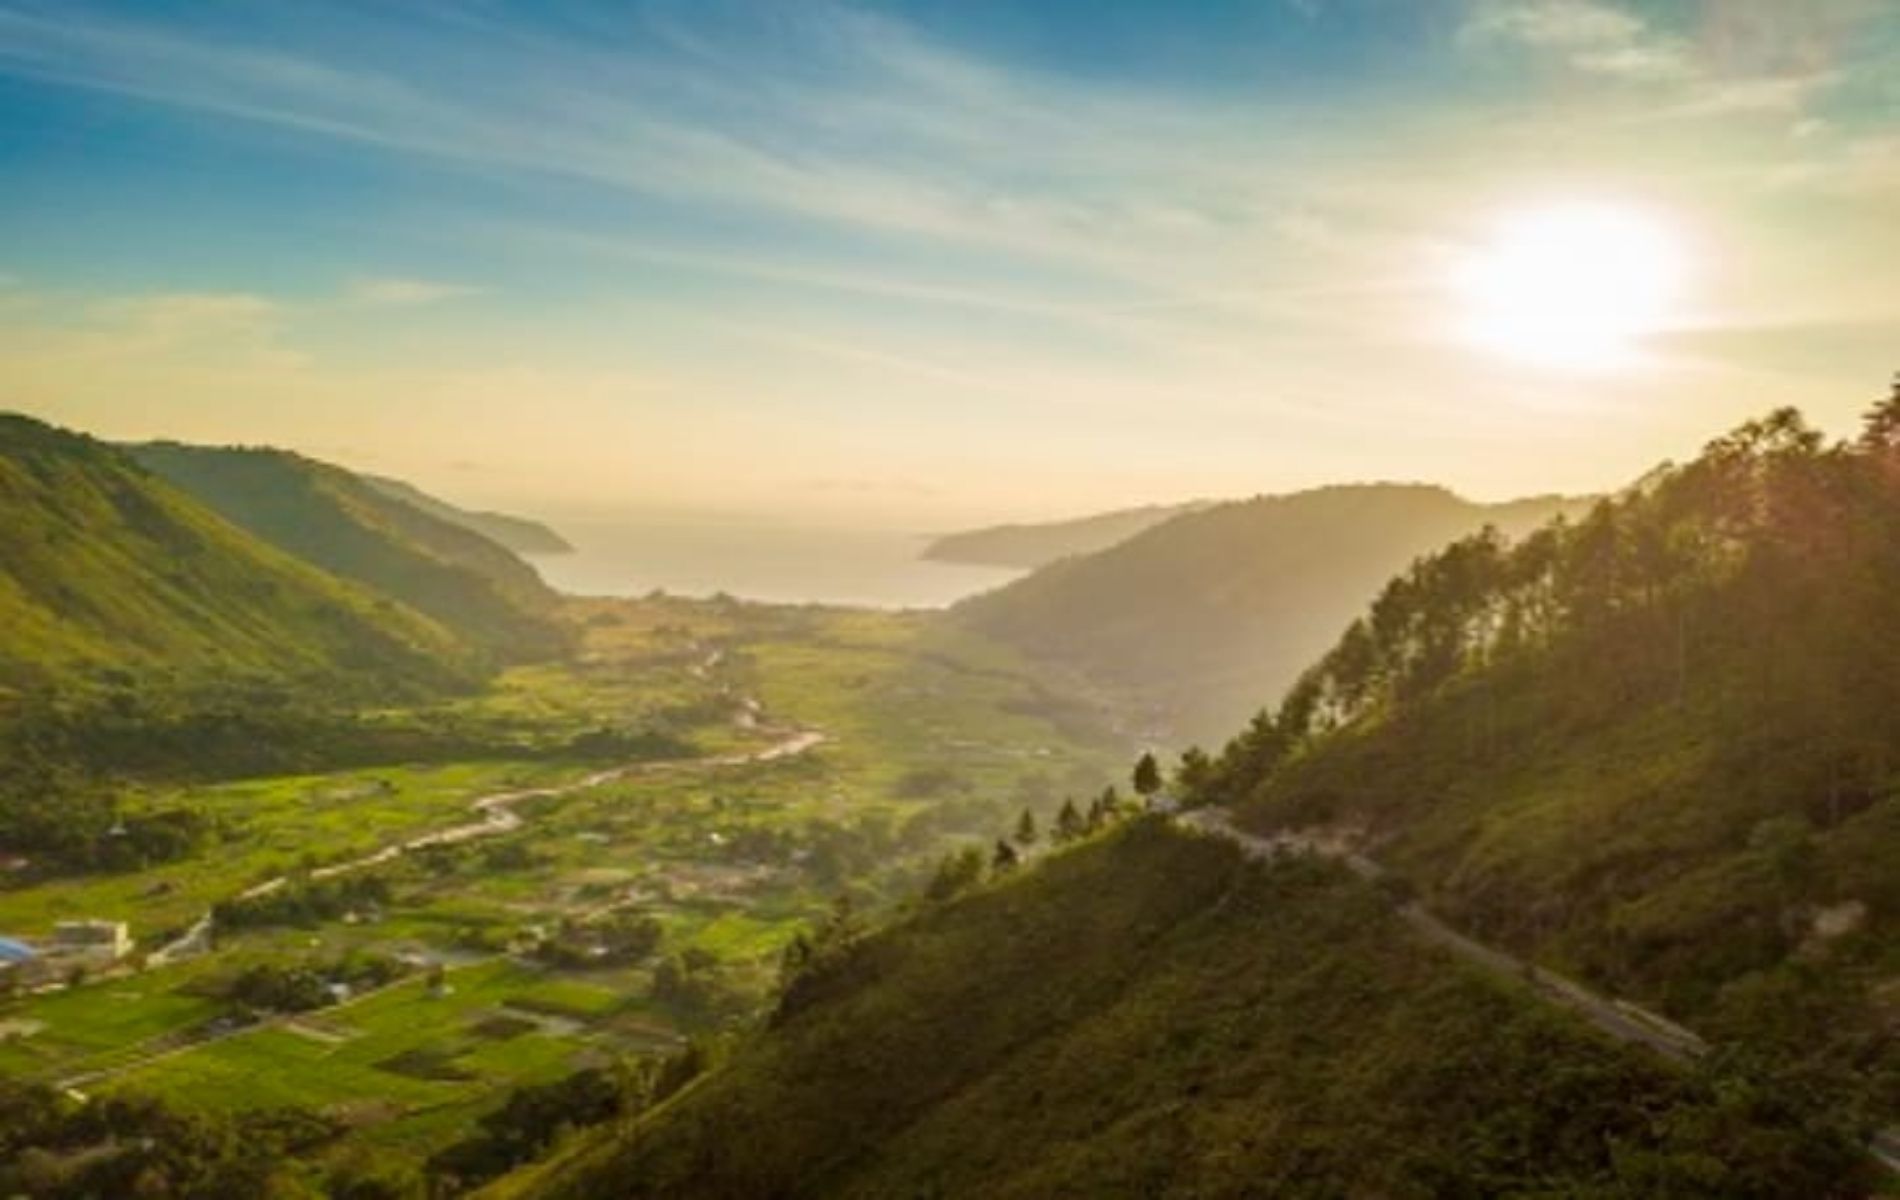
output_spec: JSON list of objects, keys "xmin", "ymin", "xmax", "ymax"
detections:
[{"xmin": 1451, "ymin": 202, "xmax": 1686, "ymax": 371}]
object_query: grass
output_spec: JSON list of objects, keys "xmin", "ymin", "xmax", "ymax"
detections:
[
  {"xmin": 0, "ymin": 596, "xmax": 1131, "ymax": 1176},
  {"xmin": 0, "ymin": 959, "xmax": 225, "ymax": 1078},
  {"xmin": 0, "ymin": 760, "xmax": 587, "ymax": 942},
  {"xmin": 109, "ymin": 959, "xmax": 619, "ymax": 1160}
]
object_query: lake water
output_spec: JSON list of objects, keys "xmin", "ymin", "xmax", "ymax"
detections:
[{"xmin": 527, "ymin": 516, "xmax": 1025, "ymax": 609}]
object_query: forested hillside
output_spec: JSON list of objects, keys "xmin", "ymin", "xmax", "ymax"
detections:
[
  {"xmin": 1203, "ymin": 389, "xmax": 1900, "ymax": 1122},
  {"xmin": 509, "ymin": 822, "xmax": 1869, "ymax": 1199},
  {"xmin": 922, "ymin": 500, "xmax": 1206, "ymax": 568},
  {"xmin": 0, "ymin": 414, "xmax": 473, "ymax": 700},
  {"xmin": 130, "ymin": 443, "xmax": 568, "ymax": 662},
  {"xmin": 955, "ymin": 484, "xmax": 1587, "ymax": 744}
]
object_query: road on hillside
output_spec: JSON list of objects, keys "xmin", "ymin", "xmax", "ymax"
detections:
[{"xmin": 1180, "ymin": 807, "xmax": 1900, "ymax": 1177}]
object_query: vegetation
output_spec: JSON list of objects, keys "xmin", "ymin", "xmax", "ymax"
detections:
[
  {"xmin": 215, "ymin": 875, "xmax": 396, "ymax": 931},
  {"xmin": 0, "ymin": 412, "xmax": 476, "ymax": 700},
  {"xmin": 0, "ymin": 755, "xmax": 211, "ymax": 873},
  {"xmin": 1205, "ymin": 389, "xmax": 1900, "ymax": 1122},
  {"xmin": 955, "ymin": 482, "xmax": 1589, "ymax": 744},
  {"xmin": 0, "ymin": 1079, "xmax": 324, "ymax": 1198},
  {"xmin": 512, "ymin": 822, "xmax": 1871, "ymax": 1199},
  {"xmin": 129, "ymin": 441, "xmax": 569, "ymax": 663},
  {"xmin": 0, "ymin": 595, "xmax": 1121, "ymax": 1185}
]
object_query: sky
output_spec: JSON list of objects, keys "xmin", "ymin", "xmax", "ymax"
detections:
[{"xmin": 1, "ymin": 0, "xmax": 1897, "ymax": 529}]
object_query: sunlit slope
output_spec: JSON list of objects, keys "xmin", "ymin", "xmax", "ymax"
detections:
[
  {"xmin": 508, "ymin": 822, "xmax": 1866, "ymax": 1199},
  {"xmin": 1219, "ymin": 402, "xmax": 1900, "ymax": 1110},
  {"xmin": 129, "ymin": 441, "xmax": 568, "ymax": 662},
  {"xmin": 0, "ymin": 413, "xmax": 473, "ymax": 696},
  {"xmin": 955, "ymin": 484, "xmax": 1586, "ymax": 744}
]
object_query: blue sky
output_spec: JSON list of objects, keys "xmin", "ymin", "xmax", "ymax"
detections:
[{"xmin": 2, "ymin": 0, "xmax": 1897, "ymax": 525}]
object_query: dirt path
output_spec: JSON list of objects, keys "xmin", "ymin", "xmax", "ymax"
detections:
[{"xmin": 1180, "ymin": 807, "xmax": 1900, "ymax": 1176}]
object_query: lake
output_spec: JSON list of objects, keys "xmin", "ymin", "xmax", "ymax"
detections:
[{"xmin": 527, "ymin": 516, "xmax": 1024, "ymax": 609}]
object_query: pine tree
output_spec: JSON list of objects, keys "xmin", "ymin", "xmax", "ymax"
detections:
[
  {"xmin": 1054, "ymin": 798, "xmax": 1085, "ymax": 843},
  {"xmin": 1014, "ymin": 808, "xmax": 1039, "ymax": 847},
  {"xmin": 1859, "ymin": 371, "xmax": 1900, "ymax": 452},
  {"xmin": 1132, "ymin": 751, "xmax": 1162, "ymax": 797},
  {"xmin": 992, "ymin": 838, "xmax": 1019, "ymax": 872},
  {"xmin": 1176, "ymin": 746, "xmax": 1213, "ymax": 802}
]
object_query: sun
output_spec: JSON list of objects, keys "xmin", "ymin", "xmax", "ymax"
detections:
[{"xmin": 1450, "ymin": 202, "xmax": 1687, "ymax": 370}]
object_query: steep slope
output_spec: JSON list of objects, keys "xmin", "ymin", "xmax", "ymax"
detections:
[
  {"xmin": 922, "ymin": 500, "xmax": 1207, "ymax": 568},
  {"xmin": 1207, "ymin": 399, "xmax": 1900, "ymax": 1118},
  {"xmin": 128, "ymin": 443, "xmax": 568, "ymax": 663},
  {"xmin": 508, "ymin": 822, "xmax": 1870, "ymax": 1199},
  {"xmin": 0, "ymin": 414, "xmax": 473, "ymax": 698},
  {"xmin": 955, "ymin": 484, "xmax": 1587, "ymax": 744},
  {"xmin": 361, "ymin": 473, "xmax": 573, "ymax": 556}
]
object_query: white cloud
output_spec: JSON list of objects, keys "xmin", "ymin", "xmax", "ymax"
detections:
[
  {"xmin": 1463, "ymin": 0, "xmax": 1646, "ymax": 50},
  {"xmin": 347, "ymin": 277, "xmax": 481, "ymax": 306}
]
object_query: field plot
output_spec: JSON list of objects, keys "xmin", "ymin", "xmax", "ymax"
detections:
[{"xmin": 108, "ymin": 959, "xmax": 647, "ymax": 1154}]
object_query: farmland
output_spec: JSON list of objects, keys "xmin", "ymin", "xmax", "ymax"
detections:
[{"xmin": 0, "ymin": 595, "xmax": 1126, "ymax": 1185}]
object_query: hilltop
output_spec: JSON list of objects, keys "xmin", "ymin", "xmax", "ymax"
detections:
[
  {"xmin": 0, "ymin": 414, "xmax": 474, "ymax": 701},
  {"xmin": 922, "ymin": 500, "xmax": 1207, "ymax": 569},
  {"xmin": 1205, "ymin": 394, "xmax": 1900, "ymax": 1124},
  {"xmin": 954, "ymin": 483, "xmax": 1588, "ymax": 744},
  {"xmin": 129, "ymin": 442, "xmax": 569, "ymax": 664},
  {"xmin": 361, "ymin": 473, "xmax": 574, "ymax": 557}
]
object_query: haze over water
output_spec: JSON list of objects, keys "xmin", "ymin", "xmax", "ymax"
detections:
[{"xmin": 529, "ymin": 516, "xmax": 1023, "ymax": 609}]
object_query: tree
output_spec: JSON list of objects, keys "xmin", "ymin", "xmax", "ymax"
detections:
[
  {"xmin": 991, "ymin": 838, "xmax": 1019, "ymax": 872},
  {"xmin": 925, "ymin": 846, "xmax": 985, "ymax": 902},
  {"xmin": 1013, "ymin": 808, "xmax": 1039, "ymax": 847},
  {"xmin": 1859, "ymin": 371, "xmax": 1900, "ymax": 453},
  {"xmin": 1054, "ymin": 798, "xmax": 1086, "ymax": 843},
  {"xmin": 1175, "ymin": 746, "xmax": 1213, "ymax": 802},
  {"xmin": 1132, "ymin": 751, "xmax": 1162, "ymax": 798}
]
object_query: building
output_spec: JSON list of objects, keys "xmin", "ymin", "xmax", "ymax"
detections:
[
  {"xmin": 51, "ymin": 920, "xmax": 132, "ymax": 962},
  {"xmin": 0, "ymin": 936, "xmax": 43, "ymax": 990}
]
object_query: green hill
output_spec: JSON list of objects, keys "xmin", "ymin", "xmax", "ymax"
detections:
[
  {"xmin": 508, "ymin": 822, "xmax": 1870, "ymax": 1199},
  {"xmin": 955, "ymin": 484, "xmax": 1588, "ymax": 745},
  {"xmin": 128, "ymin": 442, "xmax": 569, "ymax": 663},
  {"xmin": 922, "ymin": 500, "xmax": 1207, "ymax": 569},
  {"xmin": 361, "ymin": 472, "xmax": 574, "ymax": 556},
  {"xmin": 0, "ymin": 414, "xmax": 473, "ymax": 699},
  {"xmin": 1207, "ymin": 395, "xmax": 1900, "ymax": 1120}
]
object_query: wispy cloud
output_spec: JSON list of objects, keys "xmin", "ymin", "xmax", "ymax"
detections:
[
  {"xmin": 1460, "ymin": 0, "xmax": 1854, "ymax": 119},
  {"xmin": 2, "ymin": 2, "xmax": 1897, "ymax": 518},
  {"xmin": 1463, "ymin": 0, "xmax": 1649, "ymax": 53},
  {"xmin": 346, "ymin": 277, "xmax": 481, "ymax": 306}
]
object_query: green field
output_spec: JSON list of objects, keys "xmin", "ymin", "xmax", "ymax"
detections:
[{"xmin": 0, "ymin": 596, "xmax": 1127, "ymax": 1180}]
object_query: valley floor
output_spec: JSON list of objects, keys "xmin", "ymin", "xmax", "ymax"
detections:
[{"xmin": 0, "ymin": 597, "xmax": 1126, "ymax": 1188}]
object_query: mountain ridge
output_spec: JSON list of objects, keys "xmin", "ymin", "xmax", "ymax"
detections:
[
  {"xmin": 361, "ymin": 473, "xmax": 574, "ymax": 557},
  {"xmin": 0, "ymin": 413, "xmax": 477, "ymax": 700},
  {"xmin": 127, "ymin": 441, "xmax": 570, "ymax": 664},
  {"xmin": 922, "ymin": 500, "xmax": 1209, "ymax": 569},
  {"xmin": 954, "ymin": 482, "xmax": 1593, "ymax": 745}
]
